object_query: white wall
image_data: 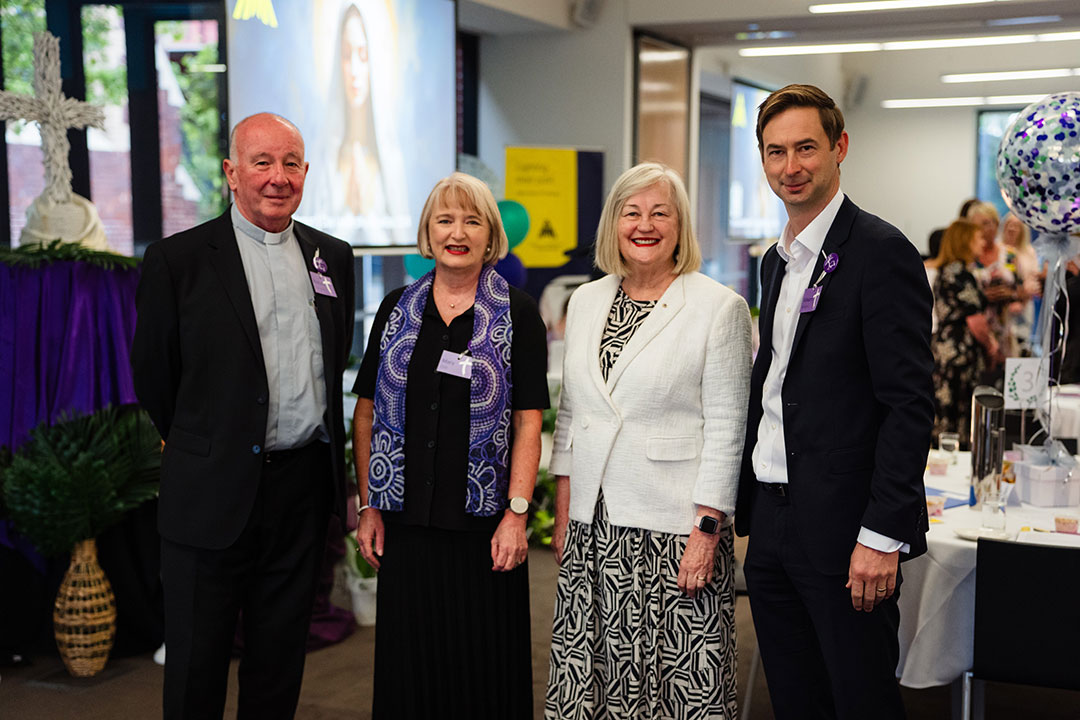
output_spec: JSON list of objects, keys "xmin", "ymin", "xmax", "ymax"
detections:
[{"xmin": 477, "ymin": 0, "xmax": 632, "ymax": 190}]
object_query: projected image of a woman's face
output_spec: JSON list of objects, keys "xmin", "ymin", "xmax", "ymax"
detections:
[{"xmin": 342, "ymin": 9, "xmax": 370, "ymax": 107}]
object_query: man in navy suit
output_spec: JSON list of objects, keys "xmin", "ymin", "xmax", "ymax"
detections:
[
  {"xmin": 735, "ymin": 85, "xmax": 934, "ymax": 719},
  {"xmin": 133, "ymin": 113, "xmax": 354, "ymax": 719}
]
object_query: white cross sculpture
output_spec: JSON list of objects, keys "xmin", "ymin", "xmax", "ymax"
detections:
[{"xmin": 0, "ymin": 31, "xmax": 105, "ymax": 205}]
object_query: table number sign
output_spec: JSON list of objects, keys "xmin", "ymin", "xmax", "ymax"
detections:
[{"xmin": 1005, "ymin": 358, "xmax": 1047, "ymax": 410}]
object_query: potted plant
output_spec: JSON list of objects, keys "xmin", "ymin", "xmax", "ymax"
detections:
[
  {"xmin": 0, "ymin": 405, "xmax": 161, "ymax": 677},
  {"xmin": 343, "ymin": 534, "xmax": 378, "ymax": 626}
]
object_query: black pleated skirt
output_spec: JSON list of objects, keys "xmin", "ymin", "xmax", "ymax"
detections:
[{"xmin": 372, "ymin": 523, "xmax": 533, "ymax": 719}]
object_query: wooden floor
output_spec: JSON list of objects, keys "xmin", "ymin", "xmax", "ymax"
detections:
[{"xmin": 2, "ymin": 538, "xmax": 1077, "ymax": 719}]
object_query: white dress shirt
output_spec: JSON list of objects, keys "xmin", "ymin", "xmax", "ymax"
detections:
[{"xmin": 751, "ymin": 189, "xmax": 906, "ymax": 554}]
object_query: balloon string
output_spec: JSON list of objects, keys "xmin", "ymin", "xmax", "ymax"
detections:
[{"xmin": 1036, "ymin": 258, "xmax": 1070, "ymax": 442}]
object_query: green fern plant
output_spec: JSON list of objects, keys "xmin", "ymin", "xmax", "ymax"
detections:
[{"xmin": 0, "ymin": 406, "xmax": 161, "ymax": 557}]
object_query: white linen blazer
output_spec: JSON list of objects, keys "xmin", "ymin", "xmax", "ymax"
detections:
[{"xmin": 549, "ymin": 271, "xmax": 752, "ymax": 535}]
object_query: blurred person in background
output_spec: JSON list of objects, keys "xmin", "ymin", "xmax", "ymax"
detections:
[
  {"xmin": 928, "ymin": 219, "xmax": 998, "ymax": 447},
  {"xmin": 967, "ymin": 202, "xmax": 1018, "ymax": 369},
  {"xmin": 1000, "ymin": 211, "xmax": 1042, "ymax": 354}
]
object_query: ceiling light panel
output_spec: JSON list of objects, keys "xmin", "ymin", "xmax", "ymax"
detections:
[
  {"xmin": 881, "ymin": 93, "xmax": 1047, "ymax": 108},
  {"xmin": 941, "ymin": 68, "xmax": 1077, "ymax": 82},
  {"xmin": 810, "ymin": 0, "xmax": 1014, "ymax": 13},
  {"xmin": 739, "ymin": 29, "xmax": 1080, "ymax": 57},
  {"xmin": 739, "ymin": 42, "xmax": 882, "ymax": 56},
  {"xmin": 882, "ymin": 34, "xmax": 1034, "ymax": 50},
  {"xmin": 882, "ymin": 96, "xmax": 984, "ymax": 108}
]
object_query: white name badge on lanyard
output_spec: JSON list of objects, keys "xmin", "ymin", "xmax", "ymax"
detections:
[{"xmin": 436, "ymin": 350, "xmax": 473, "ymax": 379}]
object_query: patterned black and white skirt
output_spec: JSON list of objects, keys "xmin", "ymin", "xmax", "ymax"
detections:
[{"xmin": 544, "ymin": 495, "xmax": 738, "ymax": 720}]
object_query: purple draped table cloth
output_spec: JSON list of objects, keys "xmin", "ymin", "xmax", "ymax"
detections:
[{"xmin": 0, "ymin": 260, "xmax": 140, "ymax": 450}]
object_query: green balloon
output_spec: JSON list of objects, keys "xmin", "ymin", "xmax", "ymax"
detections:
[
  {"xmin": 404, "ymin": 254, "xmax": 435, "ymax": 280},
  {"xmin": 498, "ymin": 200, "xmax": 530, "ymax": 249}
]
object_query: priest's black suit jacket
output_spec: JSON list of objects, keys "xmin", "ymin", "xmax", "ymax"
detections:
[
  {"xmin": 132, "ymin": 209, "xmax": 355, "ymax": 550},
  {"xmin": 735, "ymin": 197, "xmax": 934, "ymax": 575}
]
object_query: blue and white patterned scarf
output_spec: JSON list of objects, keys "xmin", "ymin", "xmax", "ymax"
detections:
[{"xmin": 368, "ymin": 265, "xmax": 513, "ymax": 516}]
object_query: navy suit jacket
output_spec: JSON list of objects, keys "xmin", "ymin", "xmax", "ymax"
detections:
[
  {"xmin": 735, "ymin": 196, "xmax": 934, "ymax": 575},
  {"xmin": 132, "ymin": 209, "xmax": 355, "ymax": 549}
]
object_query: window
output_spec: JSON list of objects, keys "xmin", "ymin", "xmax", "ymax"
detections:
[
  {"xmin": 156, "ymin": 19, "xmax": 225, "ymax": 238},
  {"xmin": 976, "ymin": 109, "xmax": 1020, "ymax": 219},
  {"xmin": 83, "ymin": 4, "xmax": 132, "ymax": 254},
  {"xmin": 3, "ymin": 0, "xmax": 47, "ymax": 246}
]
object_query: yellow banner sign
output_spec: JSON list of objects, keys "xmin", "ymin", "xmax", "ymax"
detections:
[{"xmin": 505, "ymin": 147, "xmax": 577, "ymax": 268}]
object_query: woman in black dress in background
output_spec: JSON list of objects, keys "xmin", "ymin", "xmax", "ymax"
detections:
[
  {"xmin": 352, "ymin": 172, "xmax": 548, "ymax": 719},
  {"xmin": 929, "ymin": 219, "xmax": 999, "ymax": 447}
]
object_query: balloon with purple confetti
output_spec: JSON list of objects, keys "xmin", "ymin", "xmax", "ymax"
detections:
[{"xmin": 996, "ymin": 93, "xmax": 1080, "ymax": 236}]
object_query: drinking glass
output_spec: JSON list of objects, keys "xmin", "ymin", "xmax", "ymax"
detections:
[
  {"xmin": 980, "ymin": 490, "xmax": 1006, "ymax": 532},
  {"xmin": 939, "ymin": 432, "xmax": 960, "ymax": 464}
]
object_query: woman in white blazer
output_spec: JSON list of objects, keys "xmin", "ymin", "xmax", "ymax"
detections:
[{"xmin": 544, "ymin": 163, "xmax": 752, "ymax": 720}]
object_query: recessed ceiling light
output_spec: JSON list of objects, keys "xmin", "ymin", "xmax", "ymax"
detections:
[
  {"xmin": 881, "ymin": 34, "xmax": 1034, "ymax": 50},
  {"xmin": 740, "ymin": 42, "xmax": 882, "ymax": 56},
  {"xmin": 881, "ymin": 93, "xmax": 1046, "ymax": 108},
  {"xmin": 1040, "ymin": 31, "xmax": 1080, "ymax": 41},
  {"xmin": 882, "ymin": 96, "xmax": 984, "ymax": 108},
  {"xmin": 738, "ymin": 29, "xmax": 1080, "ymax": 56},
  {"xmin": 941, "ymin": 68, "xmax": 1077, "ymax": 83},
  {"xmin": 985, "ymin": 94, "xmax": 1050, "ymax": 105},
  {"xmin": 810, "ymin": 0, "xmax": 1015, "ymax": 14}
]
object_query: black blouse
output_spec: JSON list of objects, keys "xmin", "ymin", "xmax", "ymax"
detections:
[{"xmin": 354, "ymin": 283, "xmax": 550, "ymax": 533}]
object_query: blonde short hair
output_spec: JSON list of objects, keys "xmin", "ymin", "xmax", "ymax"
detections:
[
  {"xmin": 416, "ymin": 172, "xmax": 508, "ymax": 266},
  {"xmin": 593, "ymin": 162, "xmax": 701, "ymax": 277},
  {"xmin": 965, "ymin": 201, "xmax": 999, "ymax": 225}
]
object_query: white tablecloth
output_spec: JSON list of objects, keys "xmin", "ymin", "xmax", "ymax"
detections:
[
  {"xmin": 1051, "ymin": 385, "xmax": 1080, "ymax": 439},
  {"xmin": 895, "ymin": 453, "xmax": 1075, "ymax": 688}
]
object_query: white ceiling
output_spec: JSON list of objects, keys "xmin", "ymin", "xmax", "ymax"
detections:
[{"xmin": 631, "ymin": 0, "xmax": 1080, "ymax": 47}]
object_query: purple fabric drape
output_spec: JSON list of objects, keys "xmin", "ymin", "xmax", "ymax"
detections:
[
  {"xmin": 0, "ymin": 259, "xmax": 140, "ymax": 570},
  {"xmin": 0, "ymin": 260, "xmax": 140, "ymax": 451}
]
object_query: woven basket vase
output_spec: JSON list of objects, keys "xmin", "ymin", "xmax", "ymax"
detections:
[{"xmin": 53, "ymin": 538, "xmax": 117, "ymax": 677}]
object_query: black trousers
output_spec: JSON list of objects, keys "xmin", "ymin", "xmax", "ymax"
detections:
[
  {"xmin": 160, "ymin": 442, "xmax": 331, "ymax": 720},
  {"xmin": 744, "ymin": 484, "xmax": 906, "ymax": 720}
]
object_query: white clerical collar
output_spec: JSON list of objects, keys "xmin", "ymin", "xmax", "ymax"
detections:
[
  {"xmin": 777, "ymin": 188, "xmax": 845, "ymax": 264},
  {"xmin": 231, "ymin": 204, "xmax": 294, "ymax": 246}
]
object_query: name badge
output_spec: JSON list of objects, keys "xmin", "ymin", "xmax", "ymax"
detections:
[
  {"xmin": 800, "ymin": 286, "xmax": 821, "ymax": 313},
  {"xmin": 310, "ymin": 271, "xmax": 337, "ymax": 298},
  {"xmin": 436, "ymin": 350, "xmax": 473, "ymax": 379}
]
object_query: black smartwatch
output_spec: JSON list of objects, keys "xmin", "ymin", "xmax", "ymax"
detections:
[{"xmin": 694, "ymin": 515, "xmax": 720, "ymax": 535}]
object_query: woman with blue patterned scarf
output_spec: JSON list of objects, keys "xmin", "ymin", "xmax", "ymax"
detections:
[{"xmin": 352, "ymin": 172, "xmax": 549, "ymax": 719}]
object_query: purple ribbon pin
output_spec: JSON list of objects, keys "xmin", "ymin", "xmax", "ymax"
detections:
[
  {"xmin": 824, "ymin": 252, "xmax": 839, "ymax": 273},
  {"xmin": 313, "ymin": 255, "xmax": 328, "ymax": 273}
]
